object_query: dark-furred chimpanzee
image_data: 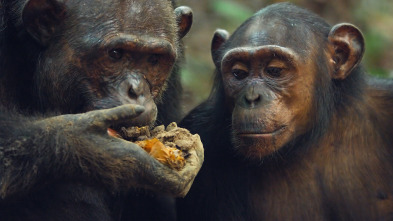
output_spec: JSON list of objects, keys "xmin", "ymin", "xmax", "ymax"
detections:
[
  {"xmin": 0, "ymin": 0, "xmax": 203, "ymax": 220},
  {"xmin": 177, "ymin": 3, "xmax": 393, "ymax": 221}
]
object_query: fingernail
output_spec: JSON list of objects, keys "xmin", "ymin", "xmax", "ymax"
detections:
[{"xmin": 135, "ymin": 105, "xmax": 145, "ymax": 113}]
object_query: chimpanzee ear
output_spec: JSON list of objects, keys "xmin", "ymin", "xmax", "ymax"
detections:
[
  {"xmin": 22, "ymin": 0, "xmax": 66, "ymax": 46},
  {"xmin": 328, "ymin": 23, "xmax": 365, "ymax": 80},
  {"xmin": 211, "ymin": 29, "xmax": 229, "ymax": 65},
  {"xmin": 175, "ymin": 6, "xmax": 193, "ymax": 39}
]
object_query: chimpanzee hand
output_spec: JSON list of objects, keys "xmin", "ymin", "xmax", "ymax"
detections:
[{"xmin": 0, "ymin": 105, "xmax": 203, "ymax": 200}]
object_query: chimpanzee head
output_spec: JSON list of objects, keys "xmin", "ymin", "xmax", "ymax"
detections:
[
  {"xmin": 21, "ymin": 0, "xmax": 192, "ymax": 126},
  {"xmin": 211, "ymin": 3, "xmax": 365, "ymax": 160}
]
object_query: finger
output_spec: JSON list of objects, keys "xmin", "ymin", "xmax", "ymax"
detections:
[
  {"xmin": 174, "ymin": 152, "xmax": 202, "ymax": 197},
  {"xmin": 182, "ymin": 138, "xmax": 204, "ymax": 177},
  {"xmin": 193, "ymin": 135, "xmax": 204, "ymax": 161},
  {"xmin": 90, "ymin": 104, "xmax": 145, "ymax": 128},
  {"xmin": 102, "ymin": 137, "xmax": 151, "ymax": 158},
  {"xmin": 183, "ymin": 134, "xmax": 204, "ymax": 161}
]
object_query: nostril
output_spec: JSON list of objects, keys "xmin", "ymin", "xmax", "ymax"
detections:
[
  {"xmin": 245, "ymin": 97, "xmax": 251, "ymax": 105},
  {"xmin": 128, "ymin": 86, "xmax": 138, "ymax": 99},
  {"xmin": 254, "ymin": 95, "xmax": 261, "ymax": 103},
  {"xmin": 128, "ymin": 79, "xmax": 145, "ymax": 99}
]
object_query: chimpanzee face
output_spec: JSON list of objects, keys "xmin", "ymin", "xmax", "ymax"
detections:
[
  {"xmin": 219, "ymin": 19, "xmax": 316, "ymax": 159},
  {"xmin": 212, "ymin": 8, "xmax": 364, "ymax": 160},
  {"xmin": 23, "ymin": 0, "xmax": 191, "ymax": 126}
]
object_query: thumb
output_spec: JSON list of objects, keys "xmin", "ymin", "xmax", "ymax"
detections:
[{"xmin": 89, "ymin": 104, "xmax": 145, "ymax": 129}]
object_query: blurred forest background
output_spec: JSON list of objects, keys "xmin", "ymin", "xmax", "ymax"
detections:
[{"xmin": 176, "ymin": 0, "xmax": 393, "ymax": 115}]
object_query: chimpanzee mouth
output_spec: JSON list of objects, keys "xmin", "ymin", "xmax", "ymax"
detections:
[{"xmin": 237, "ymin": 125, "xmax": 287, "ymax": 138}]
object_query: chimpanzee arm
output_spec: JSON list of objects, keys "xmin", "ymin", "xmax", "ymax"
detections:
[{"xmin": 0, "ymin": 104, "xmax": 203, "ymax": 200}]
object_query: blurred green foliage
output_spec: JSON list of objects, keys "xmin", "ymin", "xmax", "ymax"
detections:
[
  {"xmin": 364, "ymin": 31, "xmax": 389, "ymax": 77},
  {"xmin": 210, "ymin": 0, "xmax": 254, "ymax": 22}
]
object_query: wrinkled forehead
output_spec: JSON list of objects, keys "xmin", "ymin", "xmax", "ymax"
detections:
[
  {"xmin": 229, "ymin": 16, "xmax": 314, "ymax": 57},
  {"xmin": 66, "ymin": 0, "xmax": 176, "ymax": 42}
]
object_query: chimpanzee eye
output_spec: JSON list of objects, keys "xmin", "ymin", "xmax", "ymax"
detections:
[
  {"xmin": 266, "ymin": 67, "xmax": 282, "ymax": 77},
  {"xmin": 232, "ymin": 69, "xmax": 249, "ymax": 80},
  {"xmin": 108, "ymin": 48, "xmax": 123, "ymax": 60}
]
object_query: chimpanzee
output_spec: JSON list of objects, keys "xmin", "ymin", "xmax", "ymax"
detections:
[
  {"xmin": 177, "ymin": 3, "xmax": 393, "ymax": 221},
  {"xmin": 0, "ymin": 0, "xmax": 203, "ymax": 220}
]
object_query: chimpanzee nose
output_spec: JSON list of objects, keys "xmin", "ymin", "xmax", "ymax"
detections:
[
  {"xmin": 238, "ymin": 84, "xmax": 271, "ymax": 109},
  {"xmin": 245, "ymin": 88, "xmax": 261, "ymax": 107},
  {"xmin": 243, "ymin": 86, "xmax": 262, "ymax": 108}
]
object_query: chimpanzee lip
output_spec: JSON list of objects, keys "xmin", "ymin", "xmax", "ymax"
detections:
[{"xmin": 237, "ymin": 125, "xmax": 287, "ymax": 137}]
